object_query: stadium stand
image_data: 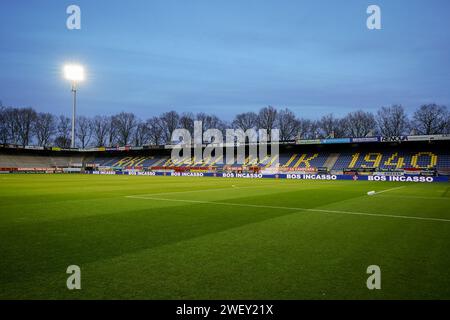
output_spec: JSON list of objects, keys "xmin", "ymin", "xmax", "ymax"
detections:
[
  {"xmin": 91, "ymin": 155, "xmax": 165, "ymax": 168},
  {"xmin": 2, "ymin": 151, "xmax": 449, "ymax": 171},
  {"xmin": 1, "ymin": 136, "xmax": 449, "ymax": 177},
  {"xmin": 88, "ymin": 150, "xmax": 449, "ymax": 171},
  {"xmin": 0, "ymin": 154, "xmax": 85, "ymax": 168}
]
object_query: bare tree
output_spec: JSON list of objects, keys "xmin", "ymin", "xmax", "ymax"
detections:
[
  {"xmin": 318, "ymin": 114, "xmax": 346, "ymax": 138},
  {"xmin": 446, "ymin": 113, "xmax": 450, "ymax": 134},
  {"xmin": 276, "ymin": 108, "xmax": 299, "ymax": 141},
  {"xmin": 112, "ymin": 112, "xmax": 138, "ymax": 146},
  {"xmin": 5, "ymin": 100, "xmax": 450, "ymax": 149},
  {"xmin": 179, "ymin": 112, "xmax": 195, "ymax": 135},
  {"xmin": 160, "ymin": 111, "xmax": 180, "ymax": 143},
  {"xmin": 196, "ymin": 113, "xmax": 225, "ymax": 132},
  {"xmin": 55, "ymin": 115, "xmax": 71, "ymax": 148},
  {"xmin": 376, "ymin": 105, "xmax": 409, "ymax": 137},
  {"xmin": 2, "ymin": 107, "xmax": 19, "ymax": 144},
  {"xmin": 294, "ymin": 119, "xmax": 316, "ymax": 139},
  {"xmin": 342, "ymin": 110, "xmax": 376, "ymax": 137},
  {"xmin": 257, "ymin": 106, "xmax": 278, "ymax": 136},
  {"xmin": 92, "ymin": 116, "xmax": 110, "ymax": 147},
  {"xmin": 232, "ymin": 112, "xmax": 258, "ymax": 131},
  {"xmin": 133, "ymin": 121, "xmax": 149, "ymax": 146},
  {"xmin": 35, "ymin": 113, "xmax": 56, "ymax": 146},
  {"xmin": 295, "ymin": 119, "xmax": 308, "ymax": 139},
  {"xmin": 0, "ymin": 106, "xmax": 9, "ymax": 144},
  {"xmin": 147, "ymin": 117, "xmax": 164, "ymax": 145},
  {"xmin": 76, "ymin": 116, "xmax": 93, "ymax": 148},
  {"xmin": 14, "ymin": 107, "xmax": 37, "ymax": 146},
  {"xmin": 107, "ymin": 116, "xmax": 116, "ymax": 147},
  {"xmin": 412, "ymin": 104, "xmax": 448, "ymax": 135}
]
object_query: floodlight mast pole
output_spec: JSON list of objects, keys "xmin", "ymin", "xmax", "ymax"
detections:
[{"xmin": 71, "ymin": 82, "xmax": 77, "ymax": 149}]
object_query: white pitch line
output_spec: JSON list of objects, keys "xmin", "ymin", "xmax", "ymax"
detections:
[
  {"xmin": 125, "ymin": 195, "xmax": 450, "ymax": 223},
  {"xmin": 374, "ymin": 186, "xmax": 406, "ymax": 195},
  {"xmin": 375, "ymin": 194, "xmax": 450, "ymax": 201},
  {"xmin": 127, "ymin": 185, "xmax": 271, "ymax": 198},
  {"xmin": 126, "ymin": 182, "xmax": 335, "ymax": 198}
]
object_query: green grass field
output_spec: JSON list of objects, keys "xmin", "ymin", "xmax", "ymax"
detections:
[{"xmin": 0, "ymin": 174, "xmax": 449, "ymax": 299}]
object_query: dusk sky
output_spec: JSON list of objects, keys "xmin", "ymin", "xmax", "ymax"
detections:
[{"xmin": 1, "ymin": 0, "xmax": 449, "ymax": 120}]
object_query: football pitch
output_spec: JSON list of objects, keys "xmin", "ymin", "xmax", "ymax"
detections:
[{"xmin": 0, "ymin": 174, "xmax": 449, "ymax": 299}]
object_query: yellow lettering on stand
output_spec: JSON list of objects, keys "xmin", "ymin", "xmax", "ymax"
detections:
[{"xmin": 361, "ymin": 153, "xmax": 382, "ymax": 168}]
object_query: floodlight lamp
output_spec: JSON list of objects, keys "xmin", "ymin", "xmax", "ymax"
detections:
[{"xmin": 64, "ymin": 64, "xmax": 85, "ymax": 82}]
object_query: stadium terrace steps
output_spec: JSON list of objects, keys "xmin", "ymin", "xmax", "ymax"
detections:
[
  {"xmin": 283, "ymin": 154, "xmax": 297, "ymax": 167},
  {"xmin": 89, "ymin": 151, "xmax": 450, "ymax": 171},
  {"xmin": 1, "ymin": 150, "xmax": 450, "ymax": 171},
  {"xmin": 51, "ymin": 156, "xmax": 84, "ymax": 167},
  {"xmin": 0, "ymin": 154, "xmax": 81, "ymax": 168},
  {"xmin": 91, "ymin": 153, "xmax": 330, "ymax": 169},
  {"xmin": 323, "ymin": 153, "xmax": 340, "ymax": 170},
  {"xmin": 264, "ymin": 154, "xmax": 279, "ymax": 168}
]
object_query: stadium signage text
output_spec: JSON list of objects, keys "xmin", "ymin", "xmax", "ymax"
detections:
[
  {"xmin": 287, "ymin": 174, "xmax": 337, "ymax": 180},
  {"xmin": 222, "ymin": 173, "xmax": 263, "ymax": 179},
  {"xmin": 171, "ymin": 172, "xmax": 204, "ymax": 177},
  {"xmin": 87, "ymin": 171, "xmax": 449, "ymax": 183},
  {"xmin": 136, "ymin": 171, "xmax": 156, "ymax": 176},
  {"xmin": 368, "ymin": 175, "xmax": 436, "ymax": 183},
  {"xmin": 92, "ymin": 171, "xmax": 115, "ymax": 175}
]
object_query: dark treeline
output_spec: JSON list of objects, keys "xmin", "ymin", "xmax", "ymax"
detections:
[{"xmin": 0, "ymin": 103, "xmax": 449, "ymax": 148}]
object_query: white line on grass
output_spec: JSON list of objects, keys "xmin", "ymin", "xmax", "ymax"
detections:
[
  {"xmin": 127, "ymin": 185, "xmax": 267, "ymax": 197},
  {"xmin": 125, "ymin": 195, "xmax": 450, "ymax": 223},
  {"xmin": 373, "ymin": 186, "xmax": 406, "ymax": 195},
  {"xmin": 126, "ymin": 182, "xmax": 335, "ymax": 198},
  {"xmin": 370, "ymin": 186, "xmax": 450, "ymax": 200},
  {"xmin": 375, "ymin": 194, "xmax": 450, "ymax": 201}
]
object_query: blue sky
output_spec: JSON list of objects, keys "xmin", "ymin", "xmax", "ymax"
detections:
[{"xmin": 0, "ymin": 0, "xmax": 449, "ymax": 120}]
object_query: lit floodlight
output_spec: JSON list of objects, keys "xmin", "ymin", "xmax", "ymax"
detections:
[
  {"xmin": 63, "ymin": 64, "xmax": 86, "ymax": 149},
  {"xmin": 64, "ymin": 64, "xmax": 85, "ymax": 82}
]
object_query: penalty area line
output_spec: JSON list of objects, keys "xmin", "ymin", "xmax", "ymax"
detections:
[{"xmin": 125, "ymin": 195, "xmax": 450, "ymax": 223}]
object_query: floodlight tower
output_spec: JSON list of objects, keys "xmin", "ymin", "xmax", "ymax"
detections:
[{"xmin": 63, "ymin": 64, "xmax": 85, "ymax": 148}]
